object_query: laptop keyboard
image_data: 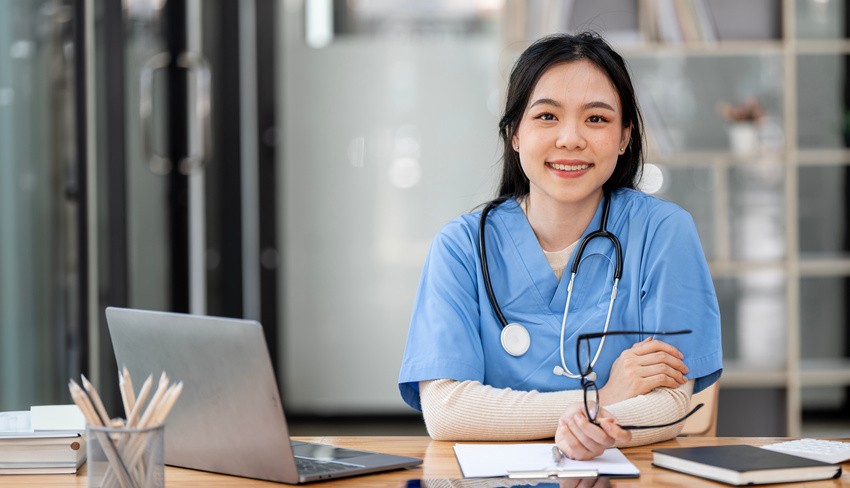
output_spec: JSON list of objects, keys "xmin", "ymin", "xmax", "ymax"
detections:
[{"xmin": 295, "ymin": 456, "xmax": 362, "ymax": 476}]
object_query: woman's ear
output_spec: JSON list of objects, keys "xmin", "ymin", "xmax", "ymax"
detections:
[
  {"xmin": 619, "ymin": 125, "xmax": 631, "ymax": 154},
  {"xmin": 511, "ymin": 134, "xmax": 519, "ymax": 152}
]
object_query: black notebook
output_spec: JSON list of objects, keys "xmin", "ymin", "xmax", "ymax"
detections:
[{"xmin": 652, "ymin": 445, "xmax": 842, "ymax": 485}]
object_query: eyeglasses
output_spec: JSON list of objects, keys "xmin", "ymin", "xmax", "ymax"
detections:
[{"xmin": 577, "ymin": 329, "xmax": 704, "ymax": 430}]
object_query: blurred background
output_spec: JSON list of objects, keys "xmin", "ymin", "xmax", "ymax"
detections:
[{"xmin": 1, "ymin": 0, "xmax": 848, "ymax": 438}]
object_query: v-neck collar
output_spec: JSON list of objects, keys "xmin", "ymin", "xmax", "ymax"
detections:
[{"xmin": 493, "ymin": 197, "xmax": 608, "ymax": 315}]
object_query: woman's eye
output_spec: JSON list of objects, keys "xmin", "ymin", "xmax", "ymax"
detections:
[
  {"xmin": 535, "ymin": 113, "xmax": 556, "ymax": 121},
  {"xmin": 587, "ymin": 115, "xmax": 607, "ymax": 123}
]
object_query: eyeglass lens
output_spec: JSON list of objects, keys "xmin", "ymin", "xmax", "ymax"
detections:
[
  {"xmin": 583, "ymin": 381, "xmax": 599, "ymax": 422},
  {"xmin": 580, "ymin": 338, "xmax": 593, "ymax": 377},
  {"xmin": 576, "ymin": 329, "xmax": 699, "ymax": 430}
]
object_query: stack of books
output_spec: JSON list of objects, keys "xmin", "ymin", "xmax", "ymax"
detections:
[{"xmin": 0, "ymin": 405, "xmax": 87, "ymax": 475}]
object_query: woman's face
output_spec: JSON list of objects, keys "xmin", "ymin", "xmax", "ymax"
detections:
[{"xmin": 512, "ymin": 59, "xmax": 630, "ymax": 210}]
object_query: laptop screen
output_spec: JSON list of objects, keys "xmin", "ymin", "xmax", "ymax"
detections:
[{"xmin": 106, "ymin": 307, "xmax": 300, "ymax": 483}]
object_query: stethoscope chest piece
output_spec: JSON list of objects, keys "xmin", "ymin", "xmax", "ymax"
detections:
[{"xmin": 501, "ymin": 323, "xmax": 531, "ymax": 357}]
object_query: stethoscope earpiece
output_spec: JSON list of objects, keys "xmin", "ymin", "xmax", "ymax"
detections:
[{"xmin": 500, "ymin": 323, "xmax": 531, "ymax": 357}]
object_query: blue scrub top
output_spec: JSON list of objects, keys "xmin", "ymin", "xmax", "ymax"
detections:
[{"xmin": 398, "ymin": 188, "xmax": 722, "ymax": 412}]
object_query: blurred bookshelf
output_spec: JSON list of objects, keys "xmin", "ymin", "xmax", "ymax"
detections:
[{"xmin": 511, "ymin": 0, "xmax": 850, "ymax": 437}]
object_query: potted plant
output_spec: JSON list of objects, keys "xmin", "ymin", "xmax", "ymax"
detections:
[{"xmin": 719, "ymin": 97, "xmax": 764, "ymax": 155}]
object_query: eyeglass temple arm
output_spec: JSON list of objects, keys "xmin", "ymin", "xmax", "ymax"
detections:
[
  {"xmin": 577, "ymin": 329, "xmax": 693, "ymax": 342},
  {"xmin": 617, "ymin": 402, "xmax": 705, "ymax": 430}
]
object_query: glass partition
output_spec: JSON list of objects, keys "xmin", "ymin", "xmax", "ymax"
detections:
[
  {"xmin": 796, "ymin": 55, "xmax": 846, "ymax": 150},
  {"xmin": 0, "ymin": 0, "xmax": 78, "ymax": 410},
  {"xmin": 280, "ymin": 1, "xmax": 503, "ymax": 412},
  {"xmin": 651, "ymin": 166, "xmax": 717, "ymax": 259},
  {"xmin": 798, "ymin": 166, "xmax": 848, "ymax": 257},
  {"xmin": 629, "ymin": 54, "xmax": 784, "ymax": 153},
  {"xmin": 795, "ymin": 0, "xmax": 845, "ymax": 40}
]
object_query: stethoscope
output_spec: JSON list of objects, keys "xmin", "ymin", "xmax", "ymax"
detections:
[{"xmin": 478, "ymin": 192, "xmax": 623, "ymax": 380}]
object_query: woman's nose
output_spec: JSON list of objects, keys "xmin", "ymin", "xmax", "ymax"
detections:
[{"xmin": 554, "ymin": 121, "xmax": 586, "ymax": 150}]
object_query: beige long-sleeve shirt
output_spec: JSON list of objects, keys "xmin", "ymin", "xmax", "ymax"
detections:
[{"xmin": 420, "ymin": 378, "xmax": 693, "ymax": 446}]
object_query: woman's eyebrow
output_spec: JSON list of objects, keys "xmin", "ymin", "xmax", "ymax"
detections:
[
  {"xmin": 529, "ymin": 97, "xmax": 561, "ymax": 109},
  {"xmin": 528, "ymin": 98, "xmax": 617, "ymax": 112},
  {"xmin": 584, "ymin": 100, "xmax": 617, "ymax": 112}
]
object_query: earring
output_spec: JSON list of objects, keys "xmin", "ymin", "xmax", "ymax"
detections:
[
  {"xmin": 619, "ymin": 147, "xmax": 625, "ymax": 153},
  {"xmin": 513, "ymin": 144, "xmax": 519, "ymax": 151}
]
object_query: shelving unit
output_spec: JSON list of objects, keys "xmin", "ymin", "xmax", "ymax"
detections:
[{"xmin": 562, "ymin": 0, "xmax": 850, "ymax": 436}]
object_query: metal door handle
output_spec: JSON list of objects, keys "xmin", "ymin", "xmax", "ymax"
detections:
[
  {"xmin": 139, "ymin": 51, "xmax": 211, "ymax": 175},
  {"xmin": 177, "ymin": 52, "xmax": 211, "ymax": 175},
  {"xmin": 140, "ymin": 52, "xmax": 172, "ymax": 174}
]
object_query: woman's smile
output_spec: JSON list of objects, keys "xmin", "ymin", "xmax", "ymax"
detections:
[{"xmin": 548, "ymin": 160, "xmax": 592, "ymax": 176}]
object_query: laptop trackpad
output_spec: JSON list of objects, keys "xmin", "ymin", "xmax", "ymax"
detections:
[{"xmin": 292, "ymin": 442, "xmax": 369, "ymax": 461}]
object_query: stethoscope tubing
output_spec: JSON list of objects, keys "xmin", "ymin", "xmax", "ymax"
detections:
[
  {"xmin": 479, "ymin": 197, "xmax": 510, "ymax": 328},
  {"xmin": 479, "ymin": 192, "xmax": 623, "ymax": 377},
  {"xmin": 557, "ymin": 273, "xmax": 619, "ymax": 379}
]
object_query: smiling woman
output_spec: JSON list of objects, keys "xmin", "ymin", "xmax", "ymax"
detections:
[
  {"xmin": 398, "ymin": 32, "xmax": 722, "ymax": 461},
  {"xmin": 512, "ymin": 59, "xmax": 629, "ymax": 251}
]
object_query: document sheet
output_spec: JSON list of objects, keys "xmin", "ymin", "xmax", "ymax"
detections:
[
  {"xmin": 453, "ymin": 443, "xmax": 640, "ymax": 478},
  {"xmin": 0, "ymin": 405, "xmax": 85, "ymax": 435}
]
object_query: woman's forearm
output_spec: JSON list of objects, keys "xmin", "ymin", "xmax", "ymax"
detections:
[
  {"xmin": 605, "ymin": 380, "xmax": 694, "ymax": 447},
  {"xmin": 420, "ymin": 378, "xmax": 695, "ymax": 446},
  {"xmin": 419, "ymin": 379, "xmax": 583, "ymax": 441}
]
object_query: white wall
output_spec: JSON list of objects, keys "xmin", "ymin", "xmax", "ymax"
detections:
[{"xmin": 277, "ymin": 2, "xmax": 504, "ymax": 413}]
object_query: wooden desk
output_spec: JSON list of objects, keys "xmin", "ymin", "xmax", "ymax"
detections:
[{"xmin": 1, "ymin": 436, "xmax": 847, "ymax": 486}]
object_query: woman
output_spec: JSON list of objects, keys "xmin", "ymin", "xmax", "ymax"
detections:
[{"xmin": 398, "ymin": 32, "xmax": 721, "ymax": 460}]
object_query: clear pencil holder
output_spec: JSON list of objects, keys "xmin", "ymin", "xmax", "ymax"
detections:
[{"xmin": 87, "ymin": 424, "xmax": 164, "ymax": 488}]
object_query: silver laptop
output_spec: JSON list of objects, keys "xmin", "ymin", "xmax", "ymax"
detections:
[{"xmin": 105, "ymin": 307, "xmax": 422, "ymax": 483}]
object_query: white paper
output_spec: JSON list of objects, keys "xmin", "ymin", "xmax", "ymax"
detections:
[
  {"xmin": 453, "ymin": 443, "xmax": 639, "ymax": 478},
  {"xmin": 30, "ymin": 405, "xmax": 85, "ymax": 431},
  {"xmin": 0, "ymin": 411, "xmax": 30, "ymax": 432}
]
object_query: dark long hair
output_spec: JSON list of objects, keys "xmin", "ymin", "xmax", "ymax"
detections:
[{"xmin": 495, "ymin": 32, "xmax": 644, "ymax": 200}]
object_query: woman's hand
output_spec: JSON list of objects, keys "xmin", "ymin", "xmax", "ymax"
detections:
[
  {"xmin": 598, "ymin": 337, "xmax": 688, "ymax": 404},
  {"xmin": 555, "ymin": 403, "xmax": 631, "ymax": 460}
]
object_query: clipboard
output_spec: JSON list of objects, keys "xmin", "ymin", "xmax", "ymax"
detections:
[{"xmin": 453, "ymin": 443, "xmax": 639, "ymax": 478}]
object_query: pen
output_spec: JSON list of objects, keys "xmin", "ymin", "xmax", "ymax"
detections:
[{"xmin": 553, "ymin": 445, "xmax": 568, "ymax": 466}]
